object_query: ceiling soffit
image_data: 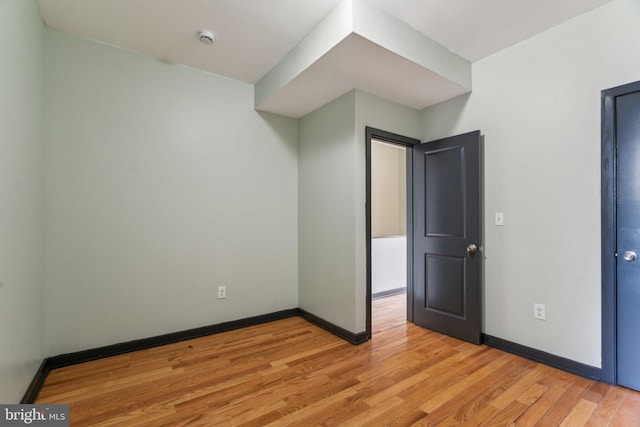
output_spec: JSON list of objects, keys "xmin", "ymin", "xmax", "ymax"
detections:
[{"xmin": 254, "ymin": 0, "xmax": 472, "ymax": 118}]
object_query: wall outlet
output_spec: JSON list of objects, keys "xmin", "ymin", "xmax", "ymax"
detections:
[
  {"xmin": 217, "ymin": 286, "xmax": 226, "ymax": 299},
  {"xmin": 533, "ymin": 303, "xmax": 546, "ymax": 320}
]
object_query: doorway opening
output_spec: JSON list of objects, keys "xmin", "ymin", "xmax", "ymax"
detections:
[
  {"xmin": 371, "ymin": 140, "xmax": 407, "ymax": 330},
  {"xmin": 365, "ymin": 127, "xmax": 419, "ymax": 338}
]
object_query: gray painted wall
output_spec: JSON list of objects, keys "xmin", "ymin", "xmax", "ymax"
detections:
[
  {"xmin": 298, "ymin": 91, "xmax": 358, "ymax": 331},
  {"xmin": 43, "ymin": 29, "xmax": 299, "ymax": 355},
  {"xmin": 0, "ymin": 0, "xmax": 45, "ymax": 403},
  {"xmin": 421, "ymin": 0, "xmax": 640, "ymax": 367},
  {"xmin": 298, "ymin": 90, "xmax": 420, "ymax": 333}
]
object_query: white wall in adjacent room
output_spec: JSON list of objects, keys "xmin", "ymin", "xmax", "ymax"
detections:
[{"xmin": 372, "ymin": 236, "xmax": 406, "ymax": 295}]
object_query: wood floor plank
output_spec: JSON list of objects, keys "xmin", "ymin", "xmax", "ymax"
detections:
[
  {"xmin": 45, "ymin": 358, "xmax": 174, "ymax": 396},
  {"xmin": 581, "ymin": 381, "xmax": 611, "ymax": 405},
  {"xmin": 609, "ymin": 392, "xmax": 640, "ymax": 427},
  {"xmin": 533, "ymin": 377, "xmax": 592, "ymax": 426},
  {"xmin": 67, "ymin": 361, "xmax": 284, "ymax": 422},
  {"xmin": 431, "ymin": 357, "xmax": 534, "ymax": 424},
  {"xmin": 90, "ymin": 405, "xmax": 177, "ymax": 427},
  {"xmin": 559, "ymin": 398, "xmax": 597, "ymax": 427},
  {"xmin": 515, "ymin": 382, "xmax": 547, "ymax": 406},
  {"xmin": 513, "ymin": 384, "xmax": 566, "ymax": 427},
  {"xmin": 374, "ymin": 407, "xmax": 427, "ymax": 427},
  {"xmin": 41, "ymin": 366, "xmax": 182, "ymax": 403},
  {"xmin": 35, "ymin": 293, "xmax": 640, "ymax": 426},
  {"xmin": 237, "ymin": 378, "xmax": 363, "ymax": 426},
  {"xmin": 490, "ymin": 364, "xmax": 548, "ymax": 410},
  {"xmin": 262, "ymin": 386, "xmax": 358, "ymax": 426},
  {"xmin": 446, "ymin": 362, "xmax": 527, "ymax": 423},
  {"xmin": 334, "ymin": 396, "xmax": 404, "ymax": 426},
  {"xmin": 583, "ymin": 386, "xmax": 627, "ymax": 427},
  {"xmin": 486, "ymin": 400, "xmax": 529, "ymax": 426},
  {"xmin": 364, "ymin": 364, "xmax": 432, "ymax": 407},
  {"xmin": 420, "ymin": 352, "xmax": 514, "ymax": 414}
]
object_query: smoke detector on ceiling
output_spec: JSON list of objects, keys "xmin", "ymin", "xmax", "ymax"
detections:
[{"xmin": 198, "ymin": 30, "xmax": 215, "ymax": 45}]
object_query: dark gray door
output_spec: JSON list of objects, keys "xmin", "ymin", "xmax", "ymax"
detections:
[
  {"xmin": 412, "ymin": 131, "xmax": 482, "ymax": 344},
  {"xmin": 616, "ymin": 90, "xmax": 640, "ymax": 391}
]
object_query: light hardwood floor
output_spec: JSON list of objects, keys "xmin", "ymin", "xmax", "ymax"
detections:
[{"xmin": 36, "ymin": 294, "xmax": 640, "ymax": 426}]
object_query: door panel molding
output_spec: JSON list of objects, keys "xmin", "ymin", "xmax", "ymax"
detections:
[
  {"xmin": 424, "ymin": 145, "xmax": 467, "ymax": 238},
  {"xmin": 425, "ymin": 254, "xmax": 466, "ymax": 317}
]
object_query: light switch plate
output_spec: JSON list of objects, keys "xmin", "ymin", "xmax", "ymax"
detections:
[{"xmin": 495, "ymin": 212, "xmax": 504, "ymax": 226}]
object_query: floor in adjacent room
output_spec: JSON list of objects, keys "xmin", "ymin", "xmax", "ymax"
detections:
[{"xmin": 36, "ymin": 293, "xmax": 640, "ymax": 426}]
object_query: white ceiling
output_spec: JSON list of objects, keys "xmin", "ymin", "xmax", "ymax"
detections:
[
  {"xmin": 367, "ymin": 0, "xmax": 615, "ymax": 62},
  {"xmin": 37, "ymin": 0, "xmax": 615, "ymax": 116},
  {"xmin": 37, "ymin": 0, "xmax": 344, "ymax": 84}
]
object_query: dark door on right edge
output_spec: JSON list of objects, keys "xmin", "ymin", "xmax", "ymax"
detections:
[
  {"xmin": 616, "ymin": 88, "xmax": 640, "ymax": 391},
  {"xmin": 412, "ymin": 131, "xmax": 482, "ymax": 345}
]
